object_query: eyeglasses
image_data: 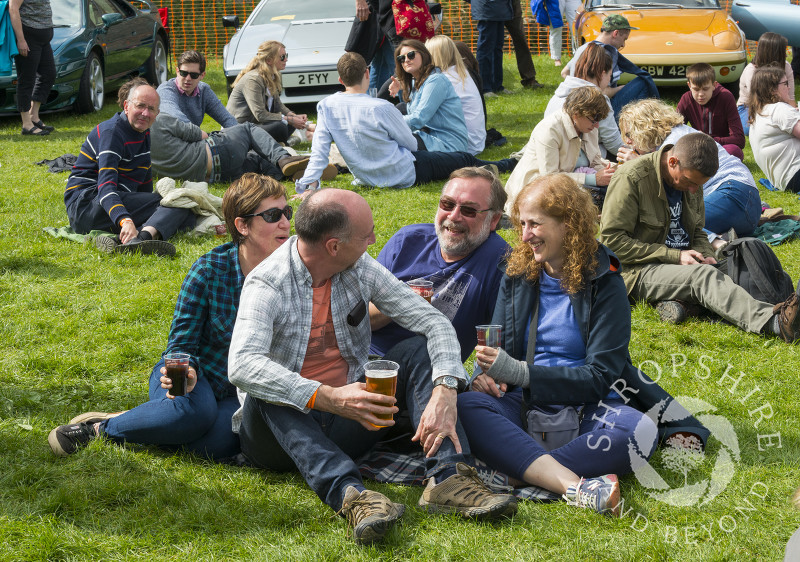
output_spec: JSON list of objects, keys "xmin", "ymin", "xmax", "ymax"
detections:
[
  {"xmin": 779, "ymin": 80, "xmax": 789, "ymax": 87},
  {"xmin": 178, "ymin": 69, "xmax": 201, "ymax": 79},
  {"xmin": 128, "ymin": 101, "xmax": 158, "ymax": 113},
  {"xmin": 587, "ymin": 114, "xmax": 604, "ymax": 125},
  {"xmin": 279, "ymin": 53, "xmax": 288, "ymax": 62},
  {"xmin": 438, "ymin": 197, "xmax": 491, "ymax": 218},
  {"xmin": 240, "ymin": 205, "xmax": 293, "ymax": 223},
  {"xmin": 396, "ymin": 51, "xmax": 418, "ymax": 64}
]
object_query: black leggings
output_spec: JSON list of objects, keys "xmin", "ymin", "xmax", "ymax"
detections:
[
  {"xmin": 787, "ymin": 167, "xmax": 800, "ymax": 194},
  {"xmin": 15, "ymin": 25, "xmax": 55, "ymax": 113}
]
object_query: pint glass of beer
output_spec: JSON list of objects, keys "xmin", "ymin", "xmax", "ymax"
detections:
[
  {"xmin": 164, "ymin": 352, "xmax": 190, "ymax": 397},
  {"xmin": 407, "ymin": 279, "xmax": 434, "ymax": 302},
  {"xmin": 364, "ymin": 360, "xmax": 399, "ymax": 427}
]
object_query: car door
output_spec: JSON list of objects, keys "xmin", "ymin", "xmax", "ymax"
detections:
[{"xmin": 88, "ymin": 0, "xmax": 149, "ymax": 79}]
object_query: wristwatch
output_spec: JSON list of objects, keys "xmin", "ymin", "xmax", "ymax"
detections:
[{"xmin": 433, "ymin": 375, "xmax": 460, "ymax": 391}]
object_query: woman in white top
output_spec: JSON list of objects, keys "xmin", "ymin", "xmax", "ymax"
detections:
[
  {"xmin": 749, "ymin": 66, "xmax": 800, "ymax": 193},
  {"xmin": 736, "ymin": 32, "xmax": 796, "ymax": 136},
  {"xmin": 426, "ymin": 35, "xmax": 486, "ymax": 155}
]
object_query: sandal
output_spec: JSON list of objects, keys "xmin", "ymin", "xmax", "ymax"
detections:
[
  {"xmin": 21, "ymin": 125, "xmax": 49, "ymax": 136},
  {"xmin": 34, "ymin": 120, "xmax": 55, "ymax": 132}
]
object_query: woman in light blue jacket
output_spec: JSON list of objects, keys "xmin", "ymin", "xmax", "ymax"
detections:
[{"xmin": 389, "ymin": 39, "xmax": 469, "ymax": 153}]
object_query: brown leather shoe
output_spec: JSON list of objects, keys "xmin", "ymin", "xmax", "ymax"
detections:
[
  {"xmin": 277, "ymin": 155, "xmax": 310, "ymax": 177},
  {"xmin": 776, "ymin": 292, "xmax": 800, "ymax": 343}
]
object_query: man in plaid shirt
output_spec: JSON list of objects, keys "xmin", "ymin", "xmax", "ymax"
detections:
[{"xmin": 229, "ymin": 188, "xmax": 516, "ymax": 545}]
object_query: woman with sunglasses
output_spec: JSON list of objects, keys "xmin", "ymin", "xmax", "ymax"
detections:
[
  {"xmin": 227, "ymin": 40, "xmax": 314, "ymax": 144},
  {"xmin": 388, "ymin": 39, "xmax": 469, "ymax": 153},
  {"xmin": 617, "ymin": 99, "xmax": 760, "ymax": 244},
  {"xmin": 49, "ymin": 174, "xmax": 292, "ymax": 461},
  {"xmin": 748, "ymin": 66, "xmax": 800, "ymax": 193},
  {"xmin": 458, "ymin": 174, "xmax": 708, "ymax": 516},
  {"xmin": 504, "ymin": 86, "xmax": 615, "ymax": 213}
]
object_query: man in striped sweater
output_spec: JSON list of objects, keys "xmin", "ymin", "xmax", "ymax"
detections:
[{"xmin": 64, "ymin": 80, "xmax": 194, "ymax": 257}]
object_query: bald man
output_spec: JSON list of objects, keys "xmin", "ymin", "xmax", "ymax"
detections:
[{"xmin": 228, "ymin": 188, "xmax": 516, "ymax": 545}]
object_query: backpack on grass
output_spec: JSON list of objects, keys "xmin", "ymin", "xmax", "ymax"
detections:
[{"xmin": 719, "ymin": 237, "xmax": 795, "ymax": 305}]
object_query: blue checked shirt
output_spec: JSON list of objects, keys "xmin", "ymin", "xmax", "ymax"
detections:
[
  {"xmin": 228, "ymin": 236, "xmax": 467, "ymax": 432},
  {"xmin": 165, "ymin": 242, "xmax": 243, "ymax": 400}
]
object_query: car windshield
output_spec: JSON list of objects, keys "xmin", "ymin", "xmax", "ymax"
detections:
[
  {"xmin": 50, "ymin": 0, "xmax": 83, "ymax": 26},
  {"xmin": 590, "ymin": 0, "xmax": 720, "ymax": 7},
  {"xmin": 248, "ymin": 0, "xmax": 353, "ymax": 25}
]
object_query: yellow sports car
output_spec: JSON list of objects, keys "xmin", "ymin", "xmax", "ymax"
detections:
[{"xmin": 572, "ymin": 0, "xmax": 747, "ymax": 86}]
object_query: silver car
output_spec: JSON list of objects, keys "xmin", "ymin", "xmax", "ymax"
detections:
[{"xmin": 222, "ymin": 0, "xmax": 354, "ymax": 104}]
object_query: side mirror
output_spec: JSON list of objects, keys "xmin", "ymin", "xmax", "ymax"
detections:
[
  {"xmin": 101, "ymin": 13, "xmax": 124, "ymax": 26},
  {"xmin": 222, "ymin": 15, "xmax": 240, "ymax": 29}
]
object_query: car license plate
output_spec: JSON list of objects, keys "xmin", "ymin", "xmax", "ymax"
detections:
[
  {"xmin": 642, "ymin": 65, "xmax": 687, "ymax": 79},
  {"xmin": 282, "ymin": 71, "xmax": 337, "ymax": 87}
]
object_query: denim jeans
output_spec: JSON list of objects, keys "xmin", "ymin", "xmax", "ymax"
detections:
[
  {"xmin": 238, "ymin": 336, "xmax": 470, "ymax": 510},
  {"xmin": 413, "ymin": 151, "xmax": 512, "ymax": 185},
  {"xmin": 738, "ymin": 104, "xmax": 750, "ymax": 136},
  {"xmin": 458, "ymin": 389, "xmax": 657, "ymax": 479},
  {"xmin": 704, "ymin": 179, "xmax": 761, "ymax": 237},
  {"xmin": 101, "ymin": 359, "xmax": 240, "ymax": 460},
  {"xmin": 212, "ymin": 123, "xmax": 287, "ymax": 181},
  {"xmin": 610, "ymin": 75, "xmax": 660, "ymax": 119},
  {"xmin": 67, "ymin": 190, "xmax": 196, "ymax": 241},
  {"xmin": 369, "ymin": 39, "xmax": 395, "ymax": 91},
  {"xmin": 476, "ymin": 20, "xmax": 505, "ymax": 93}
]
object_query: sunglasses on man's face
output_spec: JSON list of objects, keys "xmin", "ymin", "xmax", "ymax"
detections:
[
  {"xmin": 438, "ymin": 197, "xmax": 491, "ymax": 218},
  {"xmin": 240, "ymin": 205, "xmax": 293, "ymax": 223},
  {"xmin": 178, "ymin": 69, "xmax": 201, "ymax": 79},
  {"xmin": 396, "ymin": 51, "xmax": 418, "ymax": 64}
]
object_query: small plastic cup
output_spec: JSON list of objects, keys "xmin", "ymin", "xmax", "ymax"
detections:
[
  {"xmin": 407, "ymin": 279, "xmax": 434, "ymax": 303},
  {"xmin": 476, "ymin": 325, "xmax": 502, "ymax": 348},
  {"xmin": 364, "ymin": 360, "xmax": 399, "ymax": 427}
]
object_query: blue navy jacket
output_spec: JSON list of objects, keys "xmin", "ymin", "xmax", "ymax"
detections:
[
  {"xmin": 492, "ymin": 244, "xmax": 710, "ymax": 445},
  {"xmin": 469, "ymin": 0, "xmax": 513, "ymax": 22}
]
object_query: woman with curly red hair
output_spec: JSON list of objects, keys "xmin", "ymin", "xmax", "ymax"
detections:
[{"xmin": 458, "ymin": 174, "xmax": 709, "ymax": 516}]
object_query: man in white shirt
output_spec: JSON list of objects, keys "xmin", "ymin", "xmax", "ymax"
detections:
[{"xmin": 295, "ymin": 53, "xmax": 516, "ymax": 195}]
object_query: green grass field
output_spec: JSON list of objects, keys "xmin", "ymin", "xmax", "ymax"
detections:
[{"xmin": 1, "ymin": 55, "xmax": 799, "ymax": 561}]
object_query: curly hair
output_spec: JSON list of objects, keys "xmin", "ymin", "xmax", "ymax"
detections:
[
  {"xmin": 618, "ymin": 98, "xmax": 684, "ymax": 154},
  {"xmin": 748, "ymin": 66, "xmax": 785, "ymax": 125},
  {"xmin": 394, "ymin": 39, "xmax": 435, "ymax": 102},
  {"xmin": 563, "ymin": 86, "xmax": 610, "ymax": 121},
  {"xmin": 505, "ymin": 174, "xmax": 598, "ymax": 294},
  {"xmin": 233, "ymin": 40, "xmax": 284, "ymax": 97}
]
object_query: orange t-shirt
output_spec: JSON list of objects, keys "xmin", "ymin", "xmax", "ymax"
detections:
[{"xmin": 299, "ymin": 279, "xmax": 348, "ymax": 388}]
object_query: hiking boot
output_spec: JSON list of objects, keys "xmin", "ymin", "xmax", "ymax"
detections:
[
  {"xmin": 94, "ymin": 235, "xmax": 119, "ymax": 254},
  {"xmin": 776, "ymin": 292, "xmax": 800, "ymax": 343},
  {"xmin": 655, "ymin": 300, "xmax": 700, "ymax": 324},
  {"xmin": 339, "ymin": 486, "xmax": 404, "ymax": 545},
  {"xmin": 563, "ymin": 475, "xmax": 621, "ymax": 517},
  {"xmin": 114, "ymin": 237, "xmax": 176, "ymax": 257},
  {"xmin": 48, "ymin": 422, "xmax": 97, "ymax": 457},
  {"xmin": 418, "ymin": 462, "xmax": 518, "ymax": 520},
  {"xmin": 68, "ymin": 411, "xmax": 127, "ymax": 425},
  {"xmin": 277, "ymin": 155, "xmax": 310, "ymax": 177}
]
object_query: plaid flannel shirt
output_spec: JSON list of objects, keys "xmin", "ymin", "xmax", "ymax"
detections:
[
  {"xmin": 229, "ymin": 236, "xmax": 466, "ymax": 432},
  {"xmin": 165, "ymin": 242, "xmax": 243, "ymax": 400}
]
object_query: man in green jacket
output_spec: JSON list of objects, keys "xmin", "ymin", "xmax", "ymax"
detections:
[{"xmin": 598, "ymin": 133, "xmax": 800, "ymax": 342}]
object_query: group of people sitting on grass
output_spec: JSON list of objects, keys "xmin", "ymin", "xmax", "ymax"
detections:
[{"xmin": 48, "ymin": 27, "xmax": 800, "ymax": 544}]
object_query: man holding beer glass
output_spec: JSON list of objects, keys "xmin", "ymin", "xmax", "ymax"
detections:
[
  {"xmin": 229, "ymin": 189, "xmax": 517, "ymax": 545},
  {"xmin": 369, "ymin": 167, "xmax": 510, "ymax": 361}
]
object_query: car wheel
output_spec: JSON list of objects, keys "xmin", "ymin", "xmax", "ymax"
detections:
[
  {"xmin": 145, "ymin": 35, "xmax": 168, "ymax": 86},
  {"xmin": 75, "ymin": 52, "xmax": 104, "ymax": 113}
]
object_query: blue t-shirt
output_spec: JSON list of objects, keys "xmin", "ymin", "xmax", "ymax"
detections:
[
  {"xmin": 664, "ymin": 183, "xmax": 690, "ymax": 249},
  {"xmin": 370, "ymin": 223, "xmax": 509, "ymax": 361}
]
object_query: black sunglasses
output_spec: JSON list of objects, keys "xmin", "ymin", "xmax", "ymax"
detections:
[
  {"xmin": 178, "ymin": 69, "xmax": 201, "ymax": 79},
  {"xmin": 587, "ymin": 113, "xmax": 604, "ymax": 125},
  {"xmin": 279, "ymin": 53, "xmax": 288, "ymax": 62},
  {"xmin": 396, "ymin": 51, "xmax": 418, "ymax": 64},
  {"xmin": 438, "ymin": 198, "xmax": 491, "ymax": 218},
  {"xmin": 241, "ymin": 205, "xmax": 293, "ymax": 223}
]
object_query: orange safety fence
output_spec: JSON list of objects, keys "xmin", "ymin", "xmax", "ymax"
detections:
[{"xmin": 153, "ymin": 0, "xmax": 768, "ymax": 62}]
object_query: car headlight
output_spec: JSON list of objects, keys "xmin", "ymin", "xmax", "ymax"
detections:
[{"xmin": 712, "ymin": 31, "xmax": 741, "ymax": 51}]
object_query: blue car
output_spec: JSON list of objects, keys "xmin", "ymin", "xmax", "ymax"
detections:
[
  {"xmin": 731, "ymin": 0, "xmax": 800, "ymax": 45},
  {"xmin": 0, "ymin": 0, "xmax": 169, "ymax": 114}
]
